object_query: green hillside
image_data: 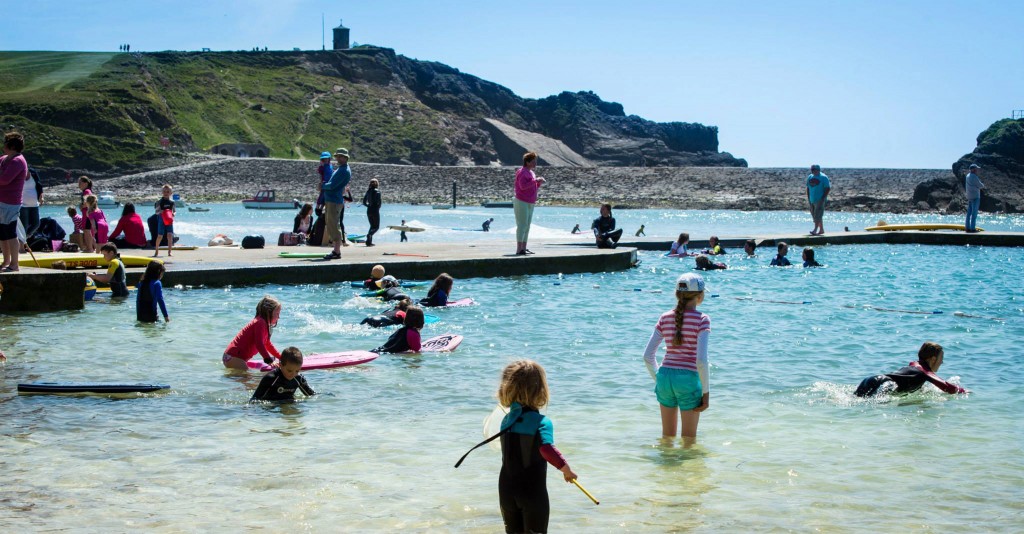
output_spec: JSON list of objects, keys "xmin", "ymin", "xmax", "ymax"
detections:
[{"xmin": 0, "ymin": 50, "xmax": 457, "ymax": 173}]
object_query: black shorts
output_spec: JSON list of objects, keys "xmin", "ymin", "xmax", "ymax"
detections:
[{"xmin": 0, "ymin": 219, "xmax": 16, "ymax": 240}]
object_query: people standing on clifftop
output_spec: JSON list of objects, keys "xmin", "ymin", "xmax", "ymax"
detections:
[
  {"xmin": 964, "ymin": 163, "xmax": 985, "ymax": 233},
  {"xmin": 806, "ymin": 164, "xmax": 831, "ymax": 236},
  {"xmin": 322, "ymin": 148, "xmax": 352, "ymax": 260},
  {"xmin": 514, "ymin": 151, "xmax": 545, "ymax": 255},
  {"xmin": 362, "ymin": 178, "xmax": 382, "ymax": 246}
]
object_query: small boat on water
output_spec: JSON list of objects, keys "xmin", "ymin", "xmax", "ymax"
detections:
[
  {"xmin": 242, "ymin": 190, "xmax": 301, "ymax": 209},
  {"xmin": 96, "ymin": 191, "xmax": 120, "ymax": 209},
  {"xmin": 482, "ymin": 200, "xmax": 513, "ymax": 208},
  {"xmin": 188, "ymin": 206, "xmax": 210, "ymax": 212},
  {"xmin": 432, "ymin": 204, "xmax": 453, "ymax": 210}
]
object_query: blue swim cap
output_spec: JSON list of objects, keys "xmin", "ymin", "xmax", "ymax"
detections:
[{"xmin": 320, "ymin": 151, "xmax": 332, "ymax": 159}]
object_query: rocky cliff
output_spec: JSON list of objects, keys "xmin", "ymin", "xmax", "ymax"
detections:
[
  {"xmin": 914, "ymin": 118, "xmax": 1024, "ymax": 213},
  {"xmin": 0, "ymin": 48, "xmax": 745, "ymax": 177}
]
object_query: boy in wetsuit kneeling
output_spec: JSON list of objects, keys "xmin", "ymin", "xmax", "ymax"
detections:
[
  {"xmin": 855, "ymin": 342, "xmax": 968, "ymax": 397},
  {"xmin": 250, "ymin": 347, "xmax": 315, "ymax": 402}
]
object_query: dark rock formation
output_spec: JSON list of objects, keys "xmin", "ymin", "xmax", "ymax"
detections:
[{"xmin": 919, "ymin": 118, "xmax": 1024, "ymax": 213}]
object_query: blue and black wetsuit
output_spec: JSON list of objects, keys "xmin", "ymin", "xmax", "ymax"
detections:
[
  {"xmin": 499, "ymin": 403, "xmax": 568, "ymax": 534},
  {"xmin": 419, "ymin": 288, "xmax": 448, "ymax": 307}
]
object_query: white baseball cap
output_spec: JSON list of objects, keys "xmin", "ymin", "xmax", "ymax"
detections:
[{"xmin": 676, "ymin": 273, "xmax": 705, "ymax": 292}]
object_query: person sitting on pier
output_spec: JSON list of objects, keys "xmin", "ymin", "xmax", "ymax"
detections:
[{"xmin": 592, "ymin": 203, "xmax": 623, "ymax": 249}]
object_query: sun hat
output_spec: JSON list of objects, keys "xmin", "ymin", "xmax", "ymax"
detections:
[
  {"xmin": 335, "ymin": 148, "xmax": 350, "ymax": 158},
  {"xmin": 320, "ymin": 151, "xmax": 332, "ymax": 159},
  {"xmin": 968, "ymin": 163, "xmax": 981, "ymax": 170},
  {"xmin": 676, "ymin": 272, "xmax": 705, "ymax": 293},
  {"xmin": 376, "ymin": 274, "xmax": 398, "ymax": 288}
]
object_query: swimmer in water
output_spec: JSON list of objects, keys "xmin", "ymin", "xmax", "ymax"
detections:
[{"xmin": 855, "ymin": 342, "xmax": 968, "ymax": 397}]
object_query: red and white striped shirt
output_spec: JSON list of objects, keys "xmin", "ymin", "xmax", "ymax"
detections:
[{"xmin": 652, "ymin": 309, "xmax": 710, "ymax": 371}]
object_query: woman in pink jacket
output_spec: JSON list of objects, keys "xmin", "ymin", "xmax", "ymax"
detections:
[
  {"xmin": 0, "ymin": 132, "xmax": 28, "ymax": 272},
  {"xmin": 513, "ymin": 151, "xmax": 546, "ymax": 255}
]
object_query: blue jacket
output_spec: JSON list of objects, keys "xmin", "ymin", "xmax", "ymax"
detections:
[{"xmin": 322, "ymin": 165, "xmax": 351, "ymax": 203}]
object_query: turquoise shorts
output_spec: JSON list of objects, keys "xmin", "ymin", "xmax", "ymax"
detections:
[{"xmin": 655, "ymin": 367, "xmax": 703, "ymax": 410}]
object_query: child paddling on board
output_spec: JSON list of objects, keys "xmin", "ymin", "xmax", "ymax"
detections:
[
  {"xmin": 223, "ymin": 296, "xmax": 282, "ymax": 370},
  {"xmin": 643, "ymin": 273, "xmax": 711, "ymax": 441},
  {"xmin": 420, "ymin": 273, "xmax": 453, "ymax": 307},
  {"xmin": 250, "ymin": 347, "xmax": 315, "ymax": 402},
  {"xmin": 855, "ymin": 342, "xmax": 969, "ymax": 397},
  {"xmin": 372, "ymin": 306, "xmax": 424, "ymax": 353},
  {"xmin": 454, "ymin": 360, "xmax": 579, "ymax": 533},
  {"xmin": 136, "ymin": 260, "xmax": 169, "ymax": 323}
]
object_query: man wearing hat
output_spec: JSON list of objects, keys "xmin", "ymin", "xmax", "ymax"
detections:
[
  {"xmin": 964, "ymin": 163, "xmax": 985, "ymax": 233},
  {"xmin": 321, "ymin": 148, "xmax": 352, "ymax": 259}
]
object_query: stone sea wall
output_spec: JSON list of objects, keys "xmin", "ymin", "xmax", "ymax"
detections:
[{"xmin": 46, "ymin": 157, "xmax": 954, "ymax": 213}]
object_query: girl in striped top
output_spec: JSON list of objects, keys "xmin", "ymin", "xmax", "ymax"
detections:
[{"xmin": 643, "ymin": 272, "xmax": 711, "ymax": 439}]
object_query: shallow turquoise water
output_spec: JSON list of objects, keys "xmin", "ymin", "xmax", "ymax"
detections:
[
  {"xmin": 3, "ymin": 237, "xmax": 1023, "ymax": 529},
  {"xmin": 39, "ymin": 203, "xmax": 1024, "ymax": 247}
]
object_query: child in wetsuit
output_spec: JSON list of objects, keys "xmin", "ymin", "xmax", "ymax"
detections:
[
  {"xmin": 362, "ymin": 264, "xmax": 386, "ymax": 289},
  {"xmin": 855, "ymin": 342, "xmax": 968, "ymax": 397},
  {"xmin": 802, "ymin": 247, "xmax": 822, "ymax": 267},
  {"xmin": 223, "ymin": 296, "xmax": 282, "ymax": 370},
  {"xmin": 361, "ymin": 298, "xmax": 412, "ymax": 328},
  {"xmin": 136, "ymin": 260, "xmax": 169, "ymax": 323},
  {"xmin": 704, "ymin": 236, "xmax": 725, "ymax": 255},
  {"xmin": 87, "ymin": 243, "xmax": 129, "ymax": 297},
  {"xmin": 496, "ymin": 360, "xmax": 578, "ymax": 533},
  {"xmin": 250, "ymin": 347, "xmax": 315, "ymax": 402},
  {"xmin": 643, "ymin": 273, "xmax": 711, "ymax": 439},
  {"xmin": 694, "ymin": 254, "xmax": 727, "ymax": 271},
  {"xmin": 372, "ymin": 306, "xmax": 425, "ymax": 353},
  {"xmin": 420, "ymin": 273, "xmax": 453, "ymax": 307},
  {"xmin": 769, "ymin": 242, "xmax": 792, "ymax": 266}
]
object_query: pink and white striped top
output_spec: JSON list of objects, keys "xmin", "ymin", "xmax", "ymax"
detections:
[{"xmin": 653, "ymin": 309, "xmax": 711, "ymax": 371}]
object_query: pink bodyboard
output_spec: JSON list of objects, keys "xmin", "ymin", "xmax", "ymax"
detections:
[
  {"xmin": 419, "ymin": 334, "xmax": 464, "ymax": 353},
  {"xmin": 445, "ymin": 298, "xmax": 475, "ymax": 307},
  {"xmin": 247, "ymin": 351, "xmax": 379, "ymax": 372}
]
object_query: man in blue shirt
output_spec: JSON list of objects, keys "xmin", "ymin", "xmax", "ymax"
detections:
[
  {"xmin": 806, "ymin": 164, "xmax": 831, "ymax": 236},
  {"xmin": 964, "ymin": 163, "xmax": 985, "ymax": 233},
  {"xmin": 322, "ymin": 148, "xmax": 352, "ymax": 259}
]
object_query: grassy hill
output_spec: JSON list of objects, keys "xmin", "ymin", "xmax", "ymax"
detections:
[{"xmin": 1, "ymin": 48, "xmax": 742, "ymax": 176}]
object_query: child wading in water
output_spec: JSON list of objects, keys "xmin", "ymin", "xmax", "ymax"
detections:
[
  {"xmin": 455, "ymin": 360, "xmax": 578, "ymax": 534},
  {"xmin": 855, "ymin": 342, "xmax": 968, "ymax": 397},
  {"xmin": 136, "ymin": 260, "xmax": 169, "ymax": 322},
  {"xmin": 87, "ymin": 243, "xmax": 129, "ymax": 297},
  {"xmin": 496, "ymin": 360, "xmax": 577, "ymax": 533},
  {"xmin": 250, "ymin": 346, "xmax": 315, "ymax": 402},
  {"xmin": 223, "ymin": 296, "xmax": 282, "ymax": 369},
  {"xmin": 643, "ymin": 273, "xmax": 711, "ymax": 440}
]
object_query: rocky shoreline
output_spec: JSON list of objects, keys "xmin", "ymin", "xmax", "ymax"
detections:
[{"xmin": 44, "ymin": 156, "xmax": 957, "ymax": 213}]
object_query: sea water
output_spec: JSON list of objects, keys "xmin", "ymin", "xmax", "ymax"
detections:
[
  {"xmin": 2, "ymin": 210, "xmax": 1023, "ymax": 531},
  {"xmin": 36, "ymin": 203, "xmax": 1024, "ymax": 247}
]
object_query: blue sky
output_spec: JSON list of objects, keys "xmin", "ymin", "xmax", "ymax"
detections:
[{"xmin": 8, "ymin": 0, "xmax": 1023, "ymax": 168}]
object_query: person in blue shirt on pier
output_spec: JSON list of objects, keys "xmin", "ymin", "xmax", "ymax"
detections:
[
  {"xmin": 806, "ymin": 164, "xmax": 831, "ymax": 235},
  {"xmin": 322, "ymin": 148, "xmax": 352, "ymax": 260}
]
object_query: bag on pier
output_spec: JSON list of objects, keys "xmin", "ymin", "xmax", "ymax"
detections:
[{"xmin": 241, "ymin": 235, "xmax": 265, "ymax": 249}]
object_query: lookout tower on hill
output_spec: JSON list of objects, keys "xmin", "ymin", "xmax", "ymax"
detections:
[{"xmin": 333, "ymin": 19, "xmax": 350, "ymax": 50}]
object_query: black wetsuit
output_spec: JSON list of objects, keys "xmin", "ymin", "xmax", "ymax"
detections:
[
  {"xmin": 363, "ymin": 188, "xmax": 381, "ymax": 245},
  {"xmin": 499, "ymin": 406, "xmax": 549, "ymax": 534},
  {"xmin": 591, "ymin": 216, "xmax": 622, "ymax": 249},
  {"xmin": 381, "ymin": 287, "xmax": 410, "ymax": 302},
  {"xmin": 250, "ymin": 369, "xmax": 315, "ymax": 402},
  {"xmin": 372, "ymin": 326, "xmax": 413, "ymax": 353},
  {"xmin": 855, "ymin": 361, "xmax": 962, "ymax": 397},
  {"xmin": 361, "ymin": 308, "xmax": 403, "ymax": 328}
]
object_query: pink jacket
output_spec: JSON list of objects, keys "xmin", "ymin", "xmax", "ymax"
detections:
[
  {"xmin": 514, "ymin": 166, "xmax": 542, "ymax": 204},
  {"xmin": 0, "ymin": 154, "xmax": 28, "ymax": 205}
]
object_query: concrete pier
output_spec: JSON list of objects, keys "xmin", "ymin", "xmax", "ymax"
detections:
[{"xmin": 1, "ymin": 230, "xmax": 1021, "ymax": 313}]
